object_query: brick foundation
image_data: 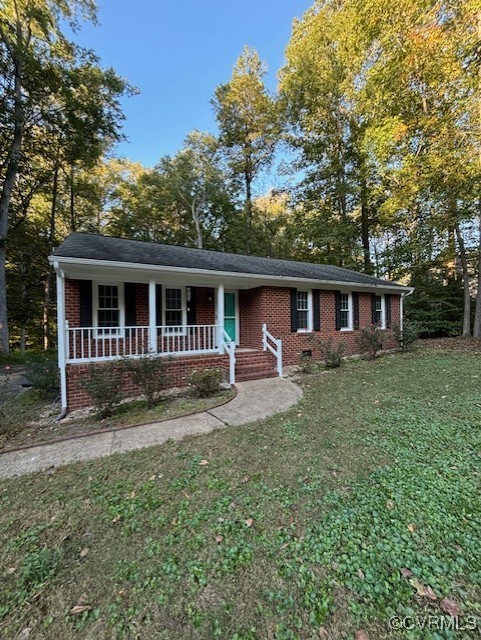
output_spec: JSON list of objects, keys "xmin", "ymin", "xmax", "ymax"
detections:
[{"xmin": 66, "ymin": 353, "xmax": 230, "ymax": 410}]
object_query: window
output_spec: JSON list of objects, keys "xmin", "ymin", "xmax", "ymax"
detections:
[
  {"xmin": 340, "ymin": 293, "xmax": 352, "ymax": 330},
  {"xmin": 374, "ymin": 295, "xmax": 383, "ymax": 326},
  {"xmin": 96, "ymin": 284, "xmax": 122, "ymax": 336},
  {"xmin": 163, "ymin": 287, "xmax": 185, "ymax": 332},
  {"xmin": 296, "ymin": 290, "xmax": 313, "ymax": 331}
]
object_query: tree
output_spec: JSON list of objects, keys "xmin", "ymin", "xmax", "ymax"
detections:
[
  {"xmin": 0, "ymin": 0, "xmax": 130, "ymax": 352},
  {"xmin": 213, "ymin": 47, "xmax": 279, "ymax": 254},
  {"xmin": 0, "ymin": 0, "xmax": 96, "ymax": 353}
]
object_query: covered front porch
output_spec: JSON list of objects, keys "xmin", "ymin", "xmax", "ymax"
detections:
[{"xmin": 55, "ymin": 262, "xmax": 283, "ymax": 401}]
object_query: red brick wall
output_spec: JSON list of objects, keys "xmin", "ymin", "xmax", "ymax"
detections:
[
  {"xmin": 195, "ymin": 287, "xmax": 215, "ymax": 325},
  {"xmin": 239, "ymin": 288, "xmax": 263, "ymax": 349},
  {"xmin": 239, "ymin": 286, "xmax": 401, "ymax": 366},
  {"xmin": 65, "ymin": 279, "xmax": 81, "ymax": 326},
  {"xmin": 66, "ymin": 353, "xmax": 230, "ymax": 410}
]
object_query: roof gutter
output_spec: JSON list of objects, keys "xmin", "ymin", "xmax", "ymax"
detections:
[{"xmin": 48, "ymin": 255, "xmax": 413, "ymax": 294}]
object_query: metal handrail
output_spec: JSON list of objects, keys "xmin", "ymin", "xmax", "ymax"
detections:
[{"xmin": 222, "ymin": 328, "xmax": 236, "ymax": 385}]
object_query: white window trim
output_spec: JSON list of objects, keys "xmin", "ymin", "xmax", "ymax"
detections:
[
  {"xmin": 162, "ymin": 286, "xmax": 187, "ymax": 335},
  {"xmin": 375, "ymin": 294, "xmax": 386, "ymax": 329},
  {"xmin": 339, "ymin": 292, "xmax": 353, "ymax": 332},
  {"xmin": 93, "ymin": 282, "xmax": 125, "ymax": 338},
  {"xmin": 297, "ymin": 290, "xmax": 313, "ymax": 333}
]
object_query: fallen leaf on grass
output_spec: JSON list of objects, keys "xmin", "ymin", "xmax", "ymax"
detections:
[
  {"xmin": 409, "ymin": 577, "xmax": 437, "ymax": 600},
  {"xmin": 69, "ymin": 605, "xmax": 92, "ymax": 616},
  {"xmin": 214, "ymin": 535, "xmax": 223, "ymax": 544},
  {"xmin": 441, "ymin": 597, "xmax": 462, "ymax": 617},
  {"xmin": 400, "ymin": 567, "xmax": 413, "ymax": 578},
  {"xmin": 245, "ymin": 518, "xmax": 254, "ymax": 527},
  {"xmin": 7, "ymin": 567, "xmax": 16, "ymax": 575},
  {"xmin": 357, "ymin": 569, "xmax": 365, "ymax": 581},
  {"xmin": 318, "ymin": 627, "xmax": 329, "ymax": 638},
  {"xmin": 80, "ymin": 548, "xmax": 89, "ymax": 558},
  {"xmin": 199, "ymin": 460, "xmax": 209, "ymax": 466},
  {"xmin": 355, "ymin": 631, "xmax": 369, "ymax": 640},
  {"xmin": 407, "ymin": 523, "xmax": 416, "ymax": 533},
  {"xmin": 386, "ymin": 500, "xmax": 395, "ymax": 510}
]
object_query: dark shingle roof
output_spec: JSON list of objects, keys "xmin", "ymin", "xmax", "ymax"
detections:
[{"xmin": 52, "ymin": 233, "xmax": 408, "ymax": 290}]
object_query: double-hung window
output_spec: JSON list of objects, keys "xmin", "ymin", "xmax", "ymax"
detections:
[
  {"xmin": 374, "ymin": 295, "xmax": 385, "ymax": 328},
  {"xmin": 297, "ymin": 291, "xmax": 312, "ymax": 331},
  {"xmin": 340, "ymin": 293, "xmax": 352, "ymax": 330},
  {"xmin": 96, "ymin": 284, "xmax": 122, "ymax": 336},
  {"xmin": 163, "ymin": 287, "xmax": 185, "ymax": 333}
]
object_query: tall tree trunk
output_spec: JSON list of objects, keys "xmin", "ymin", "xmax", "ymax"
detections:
[
  {"xmin": 473, "ymin": 214, "xmax": 481, "ymax": 337},
  {"xmin": 19, "ymin": 327, "xmax": 26, "ymax": 353},
  {"xmin": 474, "ymin": 11, "xmax": 481, "ymax": 337},
  {"xmin": 190, "ymin": 201, "xmax": 203, "ymax": 249},
  {"xmin": 70, "ymin": 164, "xmax": 76, "ymax": 232},
  {"xmin": 43, "ymin": 158, "xmax": 59, "ymax": 350},
  {"xmin": 455, "ymin": 222, "xmax": 471, "ymax": 337},
  {"xmin": 360, "ymin": 171, "xmax": 373, "ymax": 274},
  {"xmin": 0, "ymin": 59, "xmax": 24, "ymax": 354},
  {"xmin": 446, "ymin": 225, "xmax": 457, "ymax": 285},
  {"xmin": 244, "ymin": 169, "xmax": 253, "ymax": 255}
]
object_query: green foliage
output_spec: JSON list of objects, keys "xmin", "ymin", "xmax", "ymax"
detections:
[
  {"xmin": 24, "ymin": 353, "xmax": 59, "ymax": 397},
  {"xmin": 189, "ymin": 368, "xmax": 223, "ymax": 397},
  {"xmin": 121, "ymin": 355, "xmax": 170, "ymax": 406},
  {"xmin": 81, "ymin": 361, "xmax": 124, "ymax": 419},
  {"xmin": 357, "ymin": 325, "xmax": 385, "ymax": 359},
  {"xmin": 392, "ymin": 320, "xmax": 423, "ymax": 351},
  {"xmin": 309, "ymin": 336, "xmax": 346, "ymax": 368},
  {"xmin": 406, "ymin": 281, "xmax": 464, "ymax": 338},
  {"xmin": 297, "ymin": 352, "xmax": 316, "ymax": 374},
  {"xmin": 20, "ymin": 546, "xmax": 62, "ymax": 592}
]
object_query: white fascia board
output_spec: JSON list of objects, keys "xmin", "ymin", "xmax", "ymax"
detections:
[{"xmin": 48, "ymin": 255, "xmax": 413, "ymax": 294}]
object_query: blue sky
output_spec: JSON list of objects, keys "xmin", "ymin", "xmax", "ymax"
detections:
[{"xmin": 75, "ymin": 0, "xmax": 312, "ymax": 167}]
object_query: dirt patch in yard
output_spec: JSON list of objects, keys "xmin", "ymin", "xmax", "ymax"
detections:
[
  {"xmin": 420, "ymin": 336, "xmax": 481, "ymax": 353},
  {"xmin": 0, "ymin": 388, "xmax": 235, "ymax": 452}
]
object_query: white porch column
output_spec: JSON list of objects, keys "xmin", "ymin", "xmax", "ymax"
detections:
[
  {"xmin": 149, "ymin": 280, "xmax": 157, "ymax": 353},
  {"xmin": 54, "ymin": 264, "xmax": 67, "ymax": 411},
  {"xmin": 216, "ymin": 283, "xmax": 224, "ymax": 354}
]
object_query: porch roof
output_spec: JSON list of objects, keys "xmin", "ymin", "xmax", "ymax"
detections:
[{"xmin": 50, "ymin": 233, "xmax": 412, "ymax": 293}]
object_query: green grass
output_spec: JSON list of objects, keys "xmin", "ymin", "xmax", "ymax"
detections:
[{"xmin": 1, "ymin": 349, "xmax": 480, "ymax": 639}]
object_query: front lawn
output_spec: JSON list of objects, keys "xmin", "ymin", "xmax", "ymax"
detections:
[{"xmin": 1, "ymin": 348, "xmax": 480, "ymax": 639}]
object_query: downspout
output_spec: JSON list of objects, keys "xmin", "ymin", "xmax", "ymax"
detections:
[
  {"xmin": 400, "ymin": 288, "xmax": 414, "ymax": 333},
  {"xmin": 53, "ymin": 261, "xmax": 68, "ymax": 420}
]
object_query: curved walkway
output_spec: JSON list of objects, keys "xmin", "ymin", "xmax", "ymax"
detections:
[{"xmin": 0, "ymin": 377, "xmax": 302, "ymax": 478}]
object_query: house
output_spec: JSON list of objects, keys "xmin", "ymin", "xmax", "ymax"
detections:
[{"xmin": 49, "ymin": 233, "xmax": 413, "ymax": 412}]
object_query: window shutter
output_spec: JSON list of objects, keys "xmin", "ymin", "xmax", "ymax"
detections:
[
  {"xmin": 313, "ymin": 289, "xmax": 321, "ymax": 331},
  {"xmin": 335, "ymin": 291, "xmax": 342, "ymax": 331},
  {"xmin": 187, "ymin": 287, "xmax": 197, "ymax": 326},
  {"xmin": 290, "ymin": 288, "xmax": 298, "ymax": 332},
  {"xmin": 156, "ymin": 284, "xmax": 162, "ymax": 335},
  {"xmin": 79, "ymin": 280, "xmax": 92, "ymax": 328},
  {"xmin": 371, "ymin": 293, "xmax": 377, "ymax": 324},
  {"xmin": 125, "ymin": 283, "xmax": 137, "ymax": 328},
  {"xmin": 353, "ymin": 292, "xmax": 360, "ymax": 329},
  {"xmin": 385, "ymin": 294, "xmax": 392, "ymax": 328}
]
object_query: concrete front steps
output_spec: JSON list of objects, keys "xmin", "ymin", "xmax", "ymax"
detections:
[{"xmin": 235, "ymin": 349, "xmax": 278, "ymax": 382}]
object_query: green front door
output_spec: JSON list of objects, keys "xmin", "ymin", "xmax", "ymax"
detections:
[{"xmin": 224, "ymin": 292, "xmax": 236, "ymax": 342}]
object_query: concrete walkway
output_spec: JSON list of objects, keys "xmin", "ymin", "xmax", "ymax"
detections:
[{"xmin": 0, "ymin": 377, "xmax": 302, "ymax": 478}]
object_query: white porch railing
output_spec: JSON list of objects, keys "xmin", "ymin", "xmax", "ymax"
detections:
[
  {"xmin": 262, "ymin": 323, "xmax": 283, "ymax": 377},
  {"xmin": 65, "ymin": 323, "xmax": 221, "ymax": 363},
  {"xmin": 222, "ymin": 328, "xmax": 236, "ymax": 385}
]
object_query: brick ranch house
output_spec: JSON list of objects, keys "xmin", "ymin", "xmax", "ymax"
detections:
[{"xmin": 50, "ymin": 233, "xmax": 413, "ymax": 412}]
